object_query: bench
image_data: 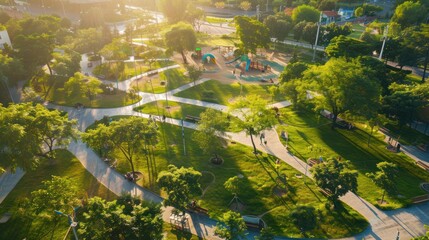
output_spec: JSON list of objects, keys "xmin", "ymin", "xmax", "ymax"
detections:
[
  {"xmin": 319, "ymin": 188, "xmax": 332, "ymax": 197},
  {"xmin": 379, "ymin": 127, "xmax": 390, "ymax": 134},
  {"xmin": 307, "ymin": 159, "xmax": 320, "ymax": 167},
  {"xmin": 412, "ymin": 195, "xmax": 429, "ymax": 204},
  {"xmin": 416, "ymin": 161, "xmax": 429, "ymax": 171},
  {"xmin": 185, "ymin": 115, "xmax": 201, "ymax": 122}
]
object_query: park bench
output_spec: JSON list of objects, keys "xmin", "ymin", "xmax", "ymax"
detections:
[
  {"xmin": 412, "ymin": 195, "xmax": 429, "ymax": 204},
  {"xmin": 242, "ymin": 215, "xmax": 266, "ymax": 230},
  {"xmin": 378, "ymin": 127, "xmax": 390, "ymax": 135},
  {"xmin": 416, "ymin": 161, "xmax": 429, "ymax": 171},
  {"xmin": 185, "ymin": 115, "xmax": 201, "ymax": 122},
  {"xmin": 308, "ymin": 159, "xmax": 320, "ymax": 167},
  {"xmin": 319, "ymin": 188, "xmax": 332, "ymax": 197}
]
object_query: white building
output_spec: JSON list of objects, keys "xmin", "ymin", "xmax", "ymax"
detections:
[{"xmin": 0, "ymin": 29, "xmax": 12, "ymax": 49}]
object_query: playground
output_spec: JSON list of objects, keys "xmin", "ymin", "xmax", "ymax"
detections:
[{"xmin": 188, "ymin": 46, "xmax": 289, "ymax": 84}]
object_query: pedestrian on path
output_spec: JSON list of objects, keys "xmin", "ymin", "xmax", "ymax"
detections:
[{"xmin": 260, "ymin": 133, "xmax": 265, "ymax": 144}]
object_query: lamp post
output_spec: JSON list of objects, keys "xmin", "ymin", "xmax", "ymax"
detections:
[
  {"xmin": 379, "ymin": 25, "xmax": 389, "ymax": 60},
  {"xmin": 312, "ymin": 12, "xmax": 322, "ymax": 62},
  {"xmin": 54, "ymin": 207, "xmax": 79, "ymax": 240}
]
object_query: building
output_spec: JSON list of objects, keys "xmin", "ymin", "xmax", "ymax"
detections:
[
  {"xmin": 0, "ymin": 29, "xmax": 12, "ymax": 49},
  {"xmin": 338, "ymin": 8, "xmax": 355, "ymax": 20},
  {"xmin": 322, "ymin": 11, "xmax": 340, "ymax": 24}
]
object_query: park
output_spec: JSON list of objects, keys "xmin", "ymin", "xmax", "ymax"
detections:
[{"xmin": 1, "ymin": 0, "xmax": 429, "ymax": 239}]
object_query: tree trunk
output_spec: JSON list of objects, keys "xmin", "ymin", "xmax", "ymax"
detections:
[
  {"xmin": 46, "ymin": 62, "xmax": 53, "ymax": 75},
  {"xmin": 249, "ymin": 133, "xmax": 258, "ymax": 154},
  {"xmin": 381, "ymin": 190, "xmax": 386, "ymax": 203},
  {"xmin": 181, "ymin": 50, "xmax": 188, "ymax": 64},
  {"xmin": 331, "ymin": 114, "xmax": 338, "ymax": 129}
]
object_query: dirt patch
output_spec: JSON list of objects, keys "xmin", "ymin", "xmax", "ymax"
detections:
[{"xmin": 273, "ymin": 185, "xmax": 287, "ymax": 197}]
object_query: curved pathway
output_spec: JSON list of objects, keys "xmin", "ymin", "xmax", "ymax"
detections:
[{"xmin": 44, "ymin": 73, "xmax": 429, "ymax": 240}]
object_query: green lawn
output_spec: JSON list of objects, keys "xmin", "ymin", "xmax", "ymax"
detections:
[
  {"xmin": 174, "ymin": 80, "xmax": 283, "ymax": 105},
  {"xmin": 94, "ymin": 120, "xmax": 367, "ymax": 238},
  {"xmin": 0, "ymin": 149, "xmax": 116, "ymax": 240},
  {"xmin": 32, "ymin": 76, "xmax": 140, "ymax": 108},
  {"xmin": 205, "ymin": 16, "xmax": 232, "ymax": 24},
  {"xmin": 134, "ymin": 101, "xmax": 214, "ymax": 119},
  {"xmin": 131, "ymin": 68, "xmax": 192, "ymax": 94},
  {"xmin": 276, "ymin": 108, "xmax": 429, "ymax": 209},
  {"xmin": 348, "ymin": 24, "xmax": 366, "ymax": 39},
  {"xmin": 197, "ymin": 34, "xmax": 239, "ymax": 47}
]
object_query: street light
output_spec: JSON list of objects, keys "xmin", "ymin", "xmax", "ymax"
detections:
[{"xmin": 54, "ymin": 208, "xmax": 79, "ymax": 240}]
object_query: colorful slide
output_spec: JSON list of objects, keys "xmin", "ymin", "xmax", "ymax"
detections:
[
  {"xmin": 225, "ymin": 57, "xmax": 241, "ymax": 64},
  {"xmin": 245, "ymin": 59, "xmax": 251, "ymax": 71}
]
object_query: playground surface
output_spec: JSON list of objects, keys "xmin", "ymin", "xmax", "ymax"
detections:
[{"xmin": 187, "ymin": 46, "xmax": 289, "ymax": 85}]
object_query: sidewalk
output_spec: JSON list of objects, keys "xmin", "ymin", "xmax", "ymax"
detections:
[{"xmin": 0, "ymin": 168, "xmax": 25, "ymax": 205}]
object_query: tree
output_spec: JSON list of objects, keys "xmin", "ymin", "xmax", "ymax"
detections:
[
  {"xmin": 366, "ymin": 162, "xmax": 398, "ymax": 204},
  {"xmin": 78, "ymin": 195, "xmax": 163, "ymax": 240},
  {"xmin": 193, "ymin": 109, "xmax": 228, "ymax": 164},
  {"xmin": 279, "ymin": 61, "xmax": 309, "ymax": 82},
  {"xmin": 322, "ymin": 23, "xmax": 352, "ymax": 44},
  {"xmin": 281, "ymin": 79, "xmax": 305, "ymax": 108},
  {"xmin": 229, "ymin": 95, "xmax": 277, "ymax": 154},
  {"xmin": 99, "ymin": 38, "xmax": 132, "ymax": 61},
  {"xmin": 63, "ymin": 72, "xmax": 103, "ymax": 101},
  {"xmin": 264, "ymin": 14, "xmax": 293, "ymax": 42},
  {"xmin": 141, "ymin": 49, "xmax": 164, "ymax": 70},
  {"xmin": 215, "ymin": 211, "xmax": 247, "ymax": 240},
  {"xmin": 82, "ymin": 117, "xmax": 158, "ymax": 179},
  {"xmin": 70, "ymin": 28, "xmax": 104, "ymax": 54},
  {"xmin": 157, "ymin": 165, "xmax": 202, "ymax": 211},
  {"xmin": 354, "ymin": 6, "xmax": 364, "ymax": 17},
  {"xmin": 305, "ymin": 58, "xmax": 381, "ymax": 127},
  {"xmin": 186, "ymin": 65, "xmax": 203, "ymax": 85},
  {"xmin": 311, "ymin": 158, "xmax": 358, "ymax": 204},
  {"xmin": 291, "ymin": 5, "xmax": 320, "ymax": 23},
  {"xmin": 164, "ymin": 22, "xmax": 197, "ymax": 64},
  {"xmin": 86, "ymin": 76, "xmax": 103, "ymax": 100},
  {"xmin": 0, "ymin": 103, "xmax": 77, "ymax": 171},
  {"xmin": 29, "ymin": 176, "xmax": 81, "ymax": 239},
  {"xmin": 51, "ymin": 50, "xmax": 81, "ymax": 77},
  {"xmin": 186, "ymin": 3, "xmax": 206, "ymax": 32},
  {"xmin": 255, "ymin": 227, "xmax": 275, "ymax": 240},
  {"xmin": 391, "ymin": 1, "xmax": 427, "ymax": 29},
  {"xmin": 235, "ymin": 16, "xmax": 270, "ymax": 53},
  {"xmin": 382, "ymin": 83, "xmax": 429, "ymax": 126},
  {"xmin": 239, "ymin": 1, "xmax": 252, "ymax": 11},
  {"xmin": 413, "ymin": 24, "xmax": 429, "ymax": 82},
  {"xmin": 293, "ymin": 21, "xmax": 307, "ymax": 41},
  {"xmin": 325, "ymin": 35, "xmax": 372, "ymax": 58},
  {"xmin": 302, "ymin": 22, "xmax": 318, "ymax": 47}
]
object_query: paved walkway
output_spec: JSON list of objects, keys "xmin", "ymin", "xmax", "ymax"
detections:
[{"xmin": 0, "ymin": 168, "xmax": 25, "ymax": 205}]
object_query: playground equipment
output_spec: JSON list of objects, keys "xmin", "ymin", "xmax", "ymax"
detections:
[
  {"xmin": 227, "ymin": 54, "xmax": 271, "ymax": 73},
  {"xmin": 202, "ymin": 53, "xmax": 216, "ymax": 64}
]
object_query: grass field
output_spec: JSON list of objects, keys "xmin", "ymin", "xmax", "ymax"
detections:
[
  {"xmin": 348, "ymin": 23, "xmax": 366, "ymax": 39},
  {"xmin": 276, "ymin": 108, "xmax": 429, "ymax": 209},
  {"xmin": 130, "ymin": 68, "xmax": 192, "ymax": 94},
  {"xmin": 91, "ymin": 119, "xmax": 368, "ymax": 238},
  {"xmin": 174, "ymin": 79, "xmax": 284, "ymax": 105},
  {"xmin": 32, "ymin": 76, "xmax": 140, "ymax": 108},
  {"xmin": 134, "ymin": 101, "xmax": 215, "ymax": 119}
]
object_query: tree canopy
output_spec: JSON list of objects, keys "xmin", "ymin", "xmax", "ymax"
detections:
[
  {"xmin": 311, "ymin": 158, "xmax": 358, "ymax": 203},
  {"xmin": 235, "ymin": 16, "xmax": 270, "ymax": 54},
  {"xmin": 78, "ymin": 195, "xmax": 163, "ymax": 240},
  {"xmin": 305, "ymin": 58, "xmax": 381, "ymax": 127},
  {"xmin": 215, "ymin": 211, "xmax": 247, "ymax": 240},
  {"xmin": 0, "ymin": 103, "xmax": 77, "ymax": 171},
  {"xmin": 229, "ymin": 95, "xmax": 277, "ymax": 153},
  {"xmin": 391, "ymin": 1, "xmax": 427, "ymax": 29},
  {"xmin": 325, "ymin": 36, "xmax": 372, "ymax": 58},
  {"xmin": 366, "ymin": 162, "xmax": 398, "ymax": 204},
  {"xmin": 164, "ymin": 22, "xmax": 197, "ymax": 64},
  {"xmin": 157, "ymin": 165, "xmax": 202, "ymax": 211},
  {"xmin": 291, "ymin": 5, "xmax": 320, "ymax": 23}
]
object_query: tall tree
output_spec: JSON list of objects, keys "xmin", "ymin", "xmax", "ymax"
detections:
[
  {"xmin": 164, "ymin": 22, "xmax": 197, "ymax": 64},
  {"xmin": 215, "ymin": 211, "xmax": 247, "ymax": 240},
  {"xmin": 291, "ymin": 5, "xmax": 320, "ymax": 23},
  {"xmin": 391, "ymin": 1, "xmax": 427, "ymax": 29},
  {"xmin": 229, "ymin": 95, "xmax": 277, "ymax": 154},
  {"xmin": 0, "ymin": 103, "xmax": 77, "ymax": 171},
  {"xmin": 29, "ymin": 176, "xmax": 81, "ymax": 239},
  {"xmin": 186, "ymin": 65, "xmax": 203, "ymax": 86},
  {"xmin": 264, "ymin": 13, "xmax": 293, "ymax": 42},
  {"xmin": 82, "ymin": 117, "xmax": 158, "ymax": 178},
  {"xmin": 192, "ymin": 109, "xmax": 228, "ymax": 164},
  {"xmin": 78, "ymin": 195, "xmax": 163, "ymax": 240},
  {"xmin": 311, "ymin": 158, "xmax": 358, "ymax": 205},
  {"xmin": 366, "ymin": 162, "xmax": 398, "ymax": 204},
  {"xmin": 235, "ymin": 16, "xmax": 270, "ymax": 53},
  {"xmin": 325, "ymin": 36, "xmax": 371, "ymax": 58},
  {"xmin": 305, "ymin": 58, "xmax": 381, "ymax": 127},
  {"xmin": 302, "ymin": 22, "xmax": 319, "ymax": 48},
  {"xmin": 157, "ymin": 165, "xmax": 202, "ymax": 211},
  {"xmin": 51, "ymin": 50, "xmax": 81, "ymax": 77}
]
